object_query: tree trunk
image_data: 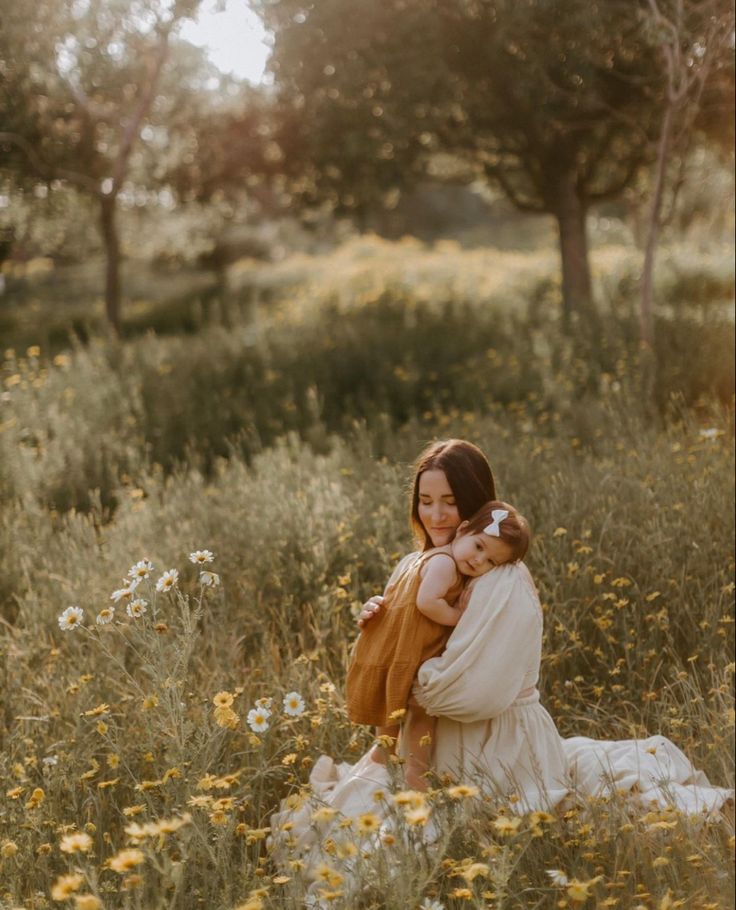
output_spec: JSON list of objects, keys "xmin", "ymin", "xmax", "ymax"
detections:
[
  {"xmin": 99, "ymin": 193, "xmax": 121, "ymax": 335},
  {"xmin": 553, "ymin": 173, "xmax": 593, "ymax": 319},
  {"xmin": 640, "ymin": 103, "xmax": 674, "ymax": 350}
]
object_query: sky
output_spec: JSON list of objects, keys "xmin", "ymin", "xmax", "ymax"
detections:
[{"xmin": 179, "ymin": 0, "xmax": 271, "ymax": 84}]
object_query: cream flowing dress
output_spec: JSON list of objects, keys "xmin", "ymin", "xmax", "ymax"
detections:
[{"xmin": 272, "ymin": 560, "xmax": 732, "ymax": 864}]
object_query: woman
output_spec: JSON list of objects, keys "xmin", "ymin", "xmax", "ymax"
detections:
[{"xmin": 272, "ymin": 439, "xmax": 731, "ymax": 863}]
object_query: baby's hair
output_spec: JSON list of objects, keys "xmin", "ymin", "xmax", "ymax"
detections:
[{"xmin": 464, "ymin": 500, "xmax": 530, "ymax": 562}]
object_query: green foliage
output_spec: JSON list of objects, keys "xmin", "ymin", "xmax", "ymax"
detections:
[
  {"xmin": 260, "ymin": 0, "xmax": 660, "ymax": 214},
  {"xmin": 1, "ymin": 240, "xmax": 733, "ymax": 519}
]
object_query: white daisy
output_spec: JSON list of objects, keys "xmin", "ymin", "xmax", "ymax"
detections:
[
  {"xmin": 189, "ymin": 549, "xmax": 215, "ymax": 565},
  {"xmin": 128, "ymin": 559, "xmax": 154, "ymax": 581},
  {"xmin": 546, "ymin": 870, "xmax": 569, "ymax": 886},
  {"xmin": 110, "ymin": 585, "xmax": 135, "ymax": 603},
  {"xmin": 96, "ymin": 607, "xmax": 115, "ymax": 625},
  {"xmin": 247, "ymin": 707, "xmax": 270, "ymax": 733},
  {"xmin": 283, "ymin": 692, "xmax": 306, "ymax": 717},
  {"xmin": 419, "ymin": 900, "xmax": 445, "ymax": 910},
  {"xmin": 58, "ymin": 606, "xmax": 84, "ymax": 632},
  {"xmin": 155, "ymin": 569, "xmax": 179, "ymax": 593},
  {"xmin": 255, "ymin": 696, "xmax": 273, "ymax": 711},
  {"xmin": 199, "ymin": 570, "xmax": 221, "ymax": 587},
  {"xmin": 126, "ymin": 598, "xmax": 148, "ymax": 619}
]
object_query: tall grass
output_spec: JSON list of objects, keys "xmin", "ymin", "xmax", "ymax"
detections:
[
  {"xmin": 0, "ymin": 236, "xmax": 733, "ymax": 908},
  {"xmin": 0, "ymin": 405, "xmax": 733, "ymax": 908}
]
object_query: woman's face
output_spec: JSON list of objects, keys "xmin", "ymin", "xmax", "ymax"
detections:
[{"xmin": 417, "ymin": 469, "xmax": 461, "ymax": 547}]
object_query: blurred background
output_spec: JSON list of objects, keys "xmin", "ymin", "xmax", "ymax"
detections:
[
  {"xmin": 0, "ymin": 0, "xmax": 733, "ymax": 343},
  {"xmin": 0, "ymin": 0, "xmax": 734, "ymax": 519}
]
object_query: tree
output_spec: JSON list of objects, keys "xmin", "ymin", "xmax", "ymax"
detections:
[
  {"xmin": 0, "ymin": 0, "xmax": 206, "ymax": 333},
  {"xmin": 637, "ymin": 0, "xmax": 734, "ymax": 348},
  {"xmin": 257, "ymin": 0, "xmax": 664, "ymax": 317}
]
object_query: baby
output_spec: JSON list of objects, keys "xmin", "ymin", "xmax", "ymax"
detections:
[{"xmin": 346, "ymin": 500, "xmax": 530, "ymax": 789}]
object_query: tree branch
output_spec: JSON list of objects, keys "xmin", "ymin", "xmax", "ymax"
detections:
[
  {"xmin": 0, "ymin": 132, "xmax": 100, "ymax": 193},
  {"xmin": 484, "ymin": 163, "xmax": 547, "ymax": 213},
  {"xmin": 110, "ymin": 29, "xmax": 171, "ymax": 195},
  {"xmin": 587, "ymin": 153, "xmax": 646, "ymax": 202}
]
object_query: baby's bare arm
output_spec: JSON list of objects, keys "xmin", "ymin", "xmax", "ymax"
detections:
[{"xmin": 416, "ymin": 555, "xmax": 461, "ymax": 626}]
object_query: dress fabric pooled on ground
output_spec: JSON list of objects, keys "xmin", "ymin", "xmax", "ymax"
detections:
[{"xmin": 272, "ymin": 562, "xmax": 732, "ymax": 862}]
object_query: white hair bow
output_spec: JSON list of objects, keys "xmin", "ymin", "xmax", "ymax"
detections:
[{"xmin": 483, "ymin": 509, "xmax": 509, "ymax": 537}]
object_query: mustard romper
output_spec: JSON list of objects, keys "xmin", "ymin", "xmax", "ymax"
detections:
[{"xmin": 346, "ymin": 551, "xmax": 465, "ymax": 727}]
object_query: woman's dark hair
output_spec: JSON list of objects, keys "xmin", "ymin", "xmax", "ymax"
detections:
[
  {"xmin": 410, "ymin": 439, "xmax": 496, "ymax": 550},
  {"xmin": 464, "ymin": 500, "xmax": 531, "ymax": 562}
]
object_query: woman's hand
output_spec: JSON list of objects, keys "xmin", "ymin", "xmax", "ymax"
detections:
[{"xmin": 357, "ymin": 595, "xmax": 385, "ymax": 627}]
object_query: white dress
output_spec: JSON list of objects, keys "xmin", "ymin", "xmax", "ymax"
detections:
[{"xmin": 272, "ymin": 562, "xmax": 733, "ymax": 866}]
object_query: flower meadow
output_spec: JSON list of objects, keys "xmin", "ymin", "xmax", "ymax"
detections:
[
  {"xmin": 0, "ymin": 238, "xmax": 734, "ymax": 908},
  {"xmin": 1, "ymin": 403, "xmax": 733, "ymax": 909}
]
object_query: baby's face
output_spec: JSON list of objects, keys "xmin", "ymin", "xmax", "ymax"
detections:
[{"xmin": 451, "ymin": 531, "xmax": 515, "ymax": 577}]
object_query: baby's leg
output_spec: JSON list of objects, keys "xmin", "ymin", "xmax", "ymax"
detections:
[
  {"xmin": 370, "ymin": 724, "xmax": 400, "ymax": 764},
  {"xmin": 404, "ymin": 702, "xmax": 435, "ymax": 791}
]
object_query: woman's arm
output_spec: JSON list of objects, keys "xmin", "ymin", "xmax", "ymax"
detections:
[
  {"xmin": 413, "ymin": 564, "xmax": 542, "ymax": 722},
  {"xmin": 415, "ymin": 554, "xmax": 461, "ymax": 626}
]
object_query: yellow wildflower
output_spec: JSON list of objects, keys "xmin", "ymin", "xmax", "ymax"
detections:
[
  {"xmin": 25, "ymin": 787, "xmax": 45, "ymax": 809},
  {"xmin": 60, "ymin": 832, "xmax": 93, "ymax": 854},
  {"xmin": 404, "ymin": 805, "xmax": 431, "ymax": 826},
  {"xmin": 313, "ymin": 862, "xmax": 344, "ymax": 888},
  {"xmin": 446, "ymin": 784, "xmax": 479, "ymax": 799},
  {"xmin": 108, "ymin": 848, "xmax": 145, "ymax": 872},
  {"xmin": 215, "ymin": 706, "xmax": 240, "ymax": 730},
  {"xmin": 213, "ymin": 691, "xmax": 235, "ymax": 708},
  {"xmin": 492, "ymin": 815, "xmax": 522, "ymax": 836},
  {"xmin": 122, "ymin": 804, "xmax": 145, "ymax": 817},
  {"xmin": 393, "ymin": 789, "xmax": 426, "ymax": 808},
  {"xmin": 460, "ymin": 862, "xmax": 489, "ymax": 882},
  {"xmin": 1, "ymin": 840, "xmax": 19, "ymax": 857},
  {"xmin": 74, "ymin": 896, "xmax": 102, "ymax": 910},
  {"xmin": 209, "ymin": 810, "xmax": 229, "ymax": 826},
  {"xmin": 79, "ymin": 759, "xmax": 100, "ymax": 781},
  {"xmin": 51, "ymin": 874, "xmax": 84, "ymax": 900},
  {"xmin": 355, "ymin": 812, "xmax": 381, "ymax": 834},
  {"xmin": 97, "ymin": 778, "xmax": 119, "ymax": 789},
  {"xmin": 566, "ymin": 877, "xmax": 601, "ymax": 903},
  {"xmin": 234, "ymin": 899, "xmax": 263, "ymax": 910},
  {"xmin": 84, "ymin": 703, "xmax": 110, "ymax": 717}
]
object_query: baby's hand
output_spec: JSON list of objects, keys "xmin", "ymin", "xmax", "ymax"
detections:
[
  {"xmin": 456, "ymin": 579, "xmax": 477, "ymax": 614},
  {"xmin": 357, "ymin": 595, "xmax": 384, "ymax": 627}
]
